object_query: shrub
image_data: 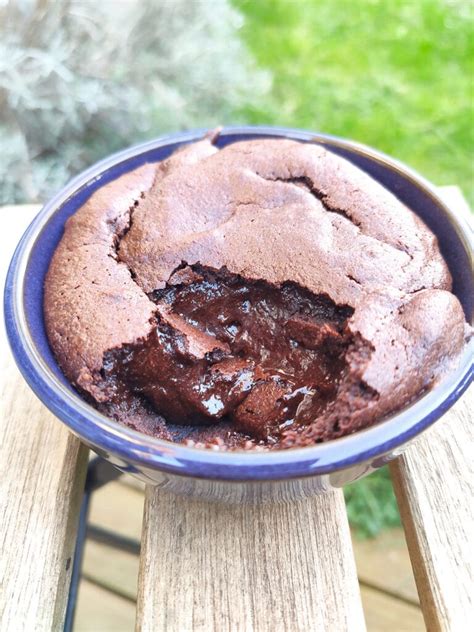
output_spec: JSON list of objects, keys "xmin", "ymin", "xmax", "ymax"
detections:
[{"xmin": 0, "ymin": 0, "xmax": 270, "ymax": 203}]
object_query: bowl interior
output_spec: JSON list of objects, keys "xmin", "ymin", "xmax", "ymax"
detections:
[{"xmin": 6, "ymin": 127, "xmax": 473, "ymax": 480}]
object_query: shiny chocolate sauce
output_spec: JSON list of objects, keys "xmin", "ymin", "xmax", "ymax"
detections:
[{"xmin": 103, "ymin": 265, "xmax": 354, "ymax": 442}]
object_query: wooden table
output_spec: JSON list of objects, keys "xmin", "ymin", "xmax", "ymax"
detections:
[{"xmin": 1, "ymin": 191, "xmax": 472, "ymax": 631}]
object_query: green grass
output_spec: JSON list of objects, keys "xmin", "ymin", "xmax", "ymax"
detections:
[
  {"xmin": 235, "ymin": 0, "xmax": 474, "ymax": 203},
  {"xmin": 234, "ymin": 0, "xmax": 473, "ymax": 536}
]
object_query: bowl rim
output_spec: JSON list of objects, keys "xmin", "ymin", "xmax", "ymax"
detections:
[{"xmin": 4, "ymin": 125, "xmax": 473, "ymax": 481}]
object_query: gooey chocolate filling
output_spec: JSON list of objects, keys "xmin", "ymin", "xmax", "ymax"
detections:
[{"xmin": 103, "ymin": 265, "xmax": 355, "ymax": 442}]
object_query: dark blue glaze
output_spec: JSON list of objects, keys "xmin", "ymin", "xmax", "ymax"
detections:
[{"xmin": 4, "ymin": 127, "xmax": 473, "ymax": 499}]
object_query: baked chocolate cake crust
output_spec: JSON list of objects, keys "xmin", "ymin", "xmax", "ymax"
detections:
[{"xmin": 44, "ymin": 133, "xmax": 469, "ymax": 450}]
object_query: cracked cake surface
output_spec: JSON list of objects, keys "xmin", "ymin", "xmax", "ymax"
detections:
[{"xmin": 44, "ymin": 134, "xmax": 469, "ymax": 449}]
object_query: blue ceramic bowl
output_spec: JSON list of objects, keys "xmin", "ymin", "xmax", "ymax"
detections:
[{"xmin": 4, "ymin": 127, "xmax": 473, "ymax": 502}]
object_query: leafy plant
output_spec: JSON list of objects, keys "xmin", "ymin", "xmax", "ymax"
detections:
[
  {"xmin": 345, "ymin": 467, "xmax": 401, "ymax": 538},
  {"xmin": 0, "ymin": 0, "xmax": 270, "ymax": 203}
]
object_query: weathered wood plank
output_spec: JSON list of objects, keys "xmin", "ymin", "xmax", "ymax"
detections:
[
  {"xmin": 0, "ymin": 343, "xmax": 89, "ymax": 630},
  {"xmin": 84, "ymin": 533, "xmax": 425, "ymax": 632},
  {"xmin": 390, "ymin": 388, "xmax": 473, "ymax": 631},
  {"xmin": 86, "ymin": 480, "xmax": 423, "ymax": 631},
  {"xmin": 84, "ymin": 535, "xmax": 427, "ymax": 632},
  {"xmin": 136, "ymin": 489, "xmax": 366, "ymax": 632}
]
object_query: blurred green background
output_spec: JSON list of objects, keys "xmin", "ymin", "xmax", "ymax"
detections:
[
  {"xmin": 237, "ymin": 0, "xmax": 473, "ymax": 205},
  {"xmin": 1, "ymin": 0, "xmax": 472, "ymax": 536}
]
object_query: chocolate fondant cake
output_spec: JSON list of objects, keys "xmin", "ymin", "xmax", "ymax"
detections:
[{"xmin": 44, "ymin": 133, "xmax": 469, "ymax": 449}]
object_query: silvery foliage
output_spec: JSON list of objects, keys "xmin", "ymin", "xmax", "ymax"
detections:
[{"xmin": 0, "ymin": 0, "xmax": 270, "ymax": 203}]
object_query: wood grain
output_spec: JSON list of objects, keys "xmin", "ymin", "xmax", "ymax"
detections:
[
  {"xmin": 0, "ymin": 345, "xmax": 89, "ymax": 631},
  {"xmin": 390, "ymin": 388, "xmax": 473, "ymax": 631},
  {"xmin": 136, "ymin": 489, "xmax": 366, "ymax": 632}
]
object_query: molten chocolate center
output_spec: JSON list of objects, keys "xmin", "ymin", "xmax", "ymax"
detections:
[{"xmin": 104, "ymin": 266, "xmax": 354, "ymax": 441}]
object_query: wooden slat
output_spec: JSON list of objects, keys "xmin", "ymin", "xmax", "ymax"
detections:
[
  {"xmin": 88, "ymin": 481, "xmax": 420, "ymax": 607},
  {"xmin": 136, "ymin": 489, "xmax": 366, "ymax": 632},
  {"xmin": 390, "ymin": 388, "xmax": 473, "ymax": 631},
  {"xmin": 84, "ymin": 530, "xmax": 425, "ymax": 632},
  {"xmin": 0, "ymin": 342, "xmax": 89, "ymax": 631},
  {"xmin": 87, "ymin": 536, "xmax": 428, "ymax": 632}
]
